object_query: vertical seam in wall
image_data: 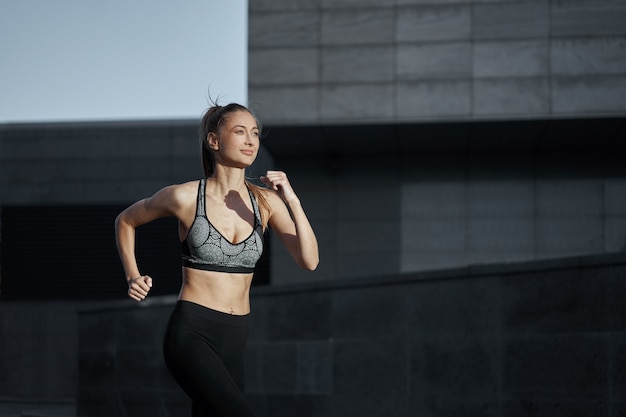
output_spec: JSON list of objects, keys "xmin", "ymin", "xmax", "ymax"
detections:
[
  {"xmin": 470, "ymin": 1, "xmax": 475, "ymax": 118},
  {"xmin": 547, "ymin": 0, "xmax": 554, "ymax": 115},
  {"xmin": 392, "ymin": 0, "xmax": 398, "ymax": 121},
  {"xmin": 317, "ymin": 4, "xmax": 323, "ymax": 123}
]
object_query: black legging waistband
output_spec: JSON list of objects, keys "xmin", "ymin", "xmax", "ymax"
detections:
[{"xmin": 173, "ymin": 300, "xmax": 250, "ymax": 326}]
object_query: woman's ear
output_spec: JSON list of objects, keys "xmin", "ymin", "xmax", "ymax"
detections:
[{"xmin": 207, "ymin": 132, "xmax": 219, "ymax": 150}]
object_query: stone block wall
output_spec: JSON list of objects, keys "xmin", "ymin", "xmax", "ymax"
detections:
[
  {"xmin": 74, "ymin": 252, "xmax": 626, "ymax": 417},
  {"xmin": 248, "ymin": 0, "xmax": 626, "ymax": 125},
  {"xmin": 0, "ymin": 121, "xmax": 200, "ymax": 205},
  {"xmin": 0, "ymin": 302, "xmax": 80, "ymax": 402},
  {"xmin": 265, "ymin": 132, "xmax": 626, "ymax": 283}
]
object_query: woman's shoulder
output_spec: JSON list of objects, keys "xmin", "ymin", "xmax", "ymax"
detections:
[{"xmin": 153, "ymin": 180, "xmax": 201, "ymax": 206}]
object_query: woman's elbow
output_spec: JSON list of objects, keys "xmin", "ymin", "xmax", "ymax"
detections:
[
  {"xmin": 299, "ymin": 257, "xmax": 319, "ymax": 271},
  {"xmin": 114, "ymin": 211, "xmax": 128, "ymax": 230}
]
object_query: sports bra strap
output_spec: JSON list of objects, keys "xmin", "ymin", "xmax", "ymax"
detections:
[{"xmin": 196, "ymin": 178, "xmax": 206, "ymax": 217}]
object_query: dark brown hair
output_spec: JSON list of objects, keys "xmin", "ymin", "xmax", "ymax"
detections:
[{"xmin": 199, "ymin": 102, "xmax": 270, "ymax": 230}]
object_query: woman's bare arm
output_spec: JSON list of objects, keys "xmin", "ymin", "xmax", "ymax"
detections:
[
  {"xmin": 115, "ymin": 183, "xmax": 192, "ymax": 300},
  {"xmin": 261, "ymin": 171, "xmax": 319, "ymax": 271}
]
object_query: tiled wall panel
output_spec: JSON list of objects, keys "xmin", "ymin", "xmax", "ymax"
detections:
[{"xmin": 249, "ymin": 0, "xmax": 626, "ymax": 124}]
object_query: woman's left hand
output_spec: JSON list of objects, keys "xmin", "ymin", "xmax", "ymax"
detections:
[{"xmin": 260, "ymin": 170, "xmax": 298, "ymax": 203}]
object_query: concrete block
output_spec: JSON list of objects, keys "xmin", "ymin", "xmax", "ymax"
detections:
[
  {"xmin": 605, "ymin": 216, "xmax": 626, "ymax": 253},
  {"xmin": 259, "ymin": 342, "xmax": 298, "ymax": 393},
  {"xmin": 411, "ymin": 396, "xmax": 499, "ymax": 417},
  {"xmin": 249, "ymin": 86, "xmax": 319, "ymax": 124},
  {"xmin": 120, "ymin": 133, "xmax": 172, "ymax": 158},
  {"xmin": 407, "ymin": 277, "xmax": 500, "ymax": 335},
  {"xmin": 322, "ymin": 46, "xmax": 394, "ymax": 82},
  {"xmin": 501, "ymin": 268, "xmax": 609, "ymax": 334},
  {"xmin": 473, "ymin": 77, "xmax": 550, "ymax": 116},
  {"xmin": 551, "ymin": 37, "xmax": 626, "ymax": 76},
  {"xmin": 400, "ymin": 249, "xmax": 468, "ymax": 273},
  {"xmin": 468, "ymin": 180, "xmax": 534, "ymax": 217},
  {"xmin": 467, "ymin": 249, "xmax": 535, "ymax": 266},
  {"xmin": 335, "ymin": 252, "xmax": 399, "ymax": 278},
  {"xmin": 77, "ymin": 386, "xmax": 123, "ymax": 417},
  {"xmin": 170, "ymin": 157, "xmax": 204, "ymax": 182},
  {"xmin": 401, "ymin": 154, "xmax": 468, "ymax": 181},
  {"xmin": 468, "ymin": 217, "xmax": 534, "ymax": 252},
  {"xmin": 296, "ymin": 341, "xmax": 333, "ymax": 394},
  {"xmin": 614, "ymin": 334, "xmax": 626, "ymax": 400},
  {"xmin": 474, "ymin": 40, "xmax": 549, "ymax": 77},
  {"xmin": 337, "ymin": 220, "xmax": 399, "ymax": 253},
  {"xmin": 249, "ymin": 11, "xmax": 319, "ymax": 48},
  {"xmin": 397, "ymin": 5, "xmax": 471, "ymax": 42},
  {"xmin": 249, "ymin": 48, "xmax": 319, "ymax": 85},
  {"xmin": 337, "ymin": 178, "xmax": 399, "ymax": 220},
  {"xmin": 171, "ymin": 127, "xmax": 198, "ymax": 157},
  {"xmin": 503, "ymin": 334, "xmax": 608, "ymax": 397},
  {"xmin": 399, "ymin": 0, "xmax": 469, "ymax": 4},
  {"xmin": 403, "ymin": 182, "xmax": 467, "ymax": 219},
  {"xmin": 266, "ymin": 395, "xmax": 331, "ymax": 417},
  {"xmin": 536, "ymin": 180, "xmax": 603, "ymax": 216},
  {"xmin": 551, "ymin": 0, "xmax": 626, "ymax": 37},
  {"xmin": 503, "ymin": 398, "xmax": 608, "ymax": 417},
  {"xmin": 250, "ymin": 0, "xmax": 318, "ymax": 11},
  {"xmin": 410, "ymin": 336, "xmax": 499, "ymax": 397},
  {"xmin": 607, "ymin": 265, "xmax": 626, "ymax": 332},
  {"xmin": 472, "ymin": 1, "xmax": 550, "ymax": 40},
  {"xmin": 320, "ymin": 84, "xmax": 394, "ymax": 120},
  {"xmin": 402, "ymin": 218, "xmax": 467, "ymax": 254},
  {"xmin": 536, "ymin": 216, "xmax": 605, "ymax": 254},
  {"xmin": 321, "ymin": 8, "xmax": 394, "ymax": 45},
  {"xmin": 605, "ymin": 180, "xmax": 626, "ymax": 216},
  {"xmin": 332, "ymin": 285, "xmax": 409, "ymax": 339},
  {"xmin": 78, "ymin": 347, "xmax": 116, "ymax": 389},
  {"xmin": 267, "ymin": 292, "xmax": 332, "ymax": 340},
  {"xmin": 322, "ymin": 0, "xmax": 394, "ymax": 7},
  {"xmin": 115, "ymin": 347, "xmax": 161, "ymax": 389},
  {"xmin": 334, "ymin": 339, "xmax": 408, "ymax": 395},
  {"xmin": 79, "ymin": 313, "xmax": 118, "ymax": 350},
  {"xmin": 552, "ymin": 75, "xmax": 626, "ymax": 114},
  {"xmin": 535, "ymin": 152, "xmax": 607, "ymax": 180},
  {"xmin": 396, "ymin": 80, "xmax": 471, "ymax": 118},
  {"xmin": 269, "ymin": 220, "xmax": 335, "ymax": 283},
  {"xmin": 397, "ymin": 42, "xmax": 471, "ymax": 80},
  {"xmin": 116, "ymin": 307, "xmax": 167, "ymax": 348},
  {"xmin": 330, "ymin": 394, "xmax": 409, "ymax": 417}
]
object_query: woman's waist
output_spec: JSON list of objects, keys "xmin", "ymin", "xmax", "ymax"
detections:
[{"xmin": 180, "ymin": 268, "xmax": 252, "ymax": 314}]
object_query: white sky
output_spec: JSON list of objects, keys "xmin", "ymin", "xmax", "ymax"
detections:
[{"xmin": 0, "ymin": 0, "xmax": 247, "ymax": 123}]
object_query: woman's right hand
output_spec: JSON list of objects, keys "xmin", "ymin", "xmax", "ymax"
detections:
[{"xmin": 127, "ymin": 275, "xmax": 153, "ymax": 301}]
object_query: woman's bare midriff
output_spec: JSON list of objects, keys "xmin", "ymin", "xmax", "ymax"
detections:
[{"xmin": 179, "ymin": 267, "xmax": 253, "ymax": 315}]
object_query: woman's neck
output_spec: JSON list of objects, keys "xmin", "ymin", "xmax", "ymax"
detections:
[{"xmin": 206, "ymin": 166, "xmax": 247, "ymax": 195}]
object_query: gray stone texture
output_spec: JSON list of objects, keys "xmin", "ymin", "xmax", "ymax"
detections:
[
  {"xmin": 248, "ymin": 0, "xmax": 626, "ymax": 123},
  {"xmin": 61, "ymin": 253, "xmax": 626, "ymax": 417}
]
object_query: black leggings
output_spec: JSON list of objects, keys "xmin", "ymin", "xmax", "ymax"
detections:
[{"xmin": 163, "ymin": 301, "xmax": 255, "ymax": 417}]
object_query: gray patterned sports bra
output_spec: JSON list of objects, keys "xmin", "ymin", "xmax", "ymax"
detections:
[{"xmin": 181, "ymin": 179, "xmax": 264, "ymax": 273}]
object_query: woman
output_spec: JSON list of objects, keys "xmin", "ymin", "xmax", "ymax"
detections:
[{"xmin": 115, "ymin": 102, "xmax": 319, "ymax": 416}]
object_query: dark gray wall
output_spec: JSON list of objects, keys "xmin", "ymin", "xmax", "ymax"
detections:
[
  {"xmin": 248, "ymin": 0, "xmax": 626, "ymax": 124},
  {"xmin": 73, "ymin": 252, "xmax": 626, "ymax": 417}
]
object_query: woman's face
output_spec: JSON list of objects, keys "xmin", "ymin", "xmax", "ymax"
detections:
[{"xmin": 211, "ymin": 110, "xmax": 260, "ymax": 167}]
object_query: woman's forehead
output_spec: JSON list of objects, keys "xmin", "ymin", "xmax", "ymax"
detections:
[{"xmin": 225, "ymin": 110, "xmax": 258, "ymax": 128}]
